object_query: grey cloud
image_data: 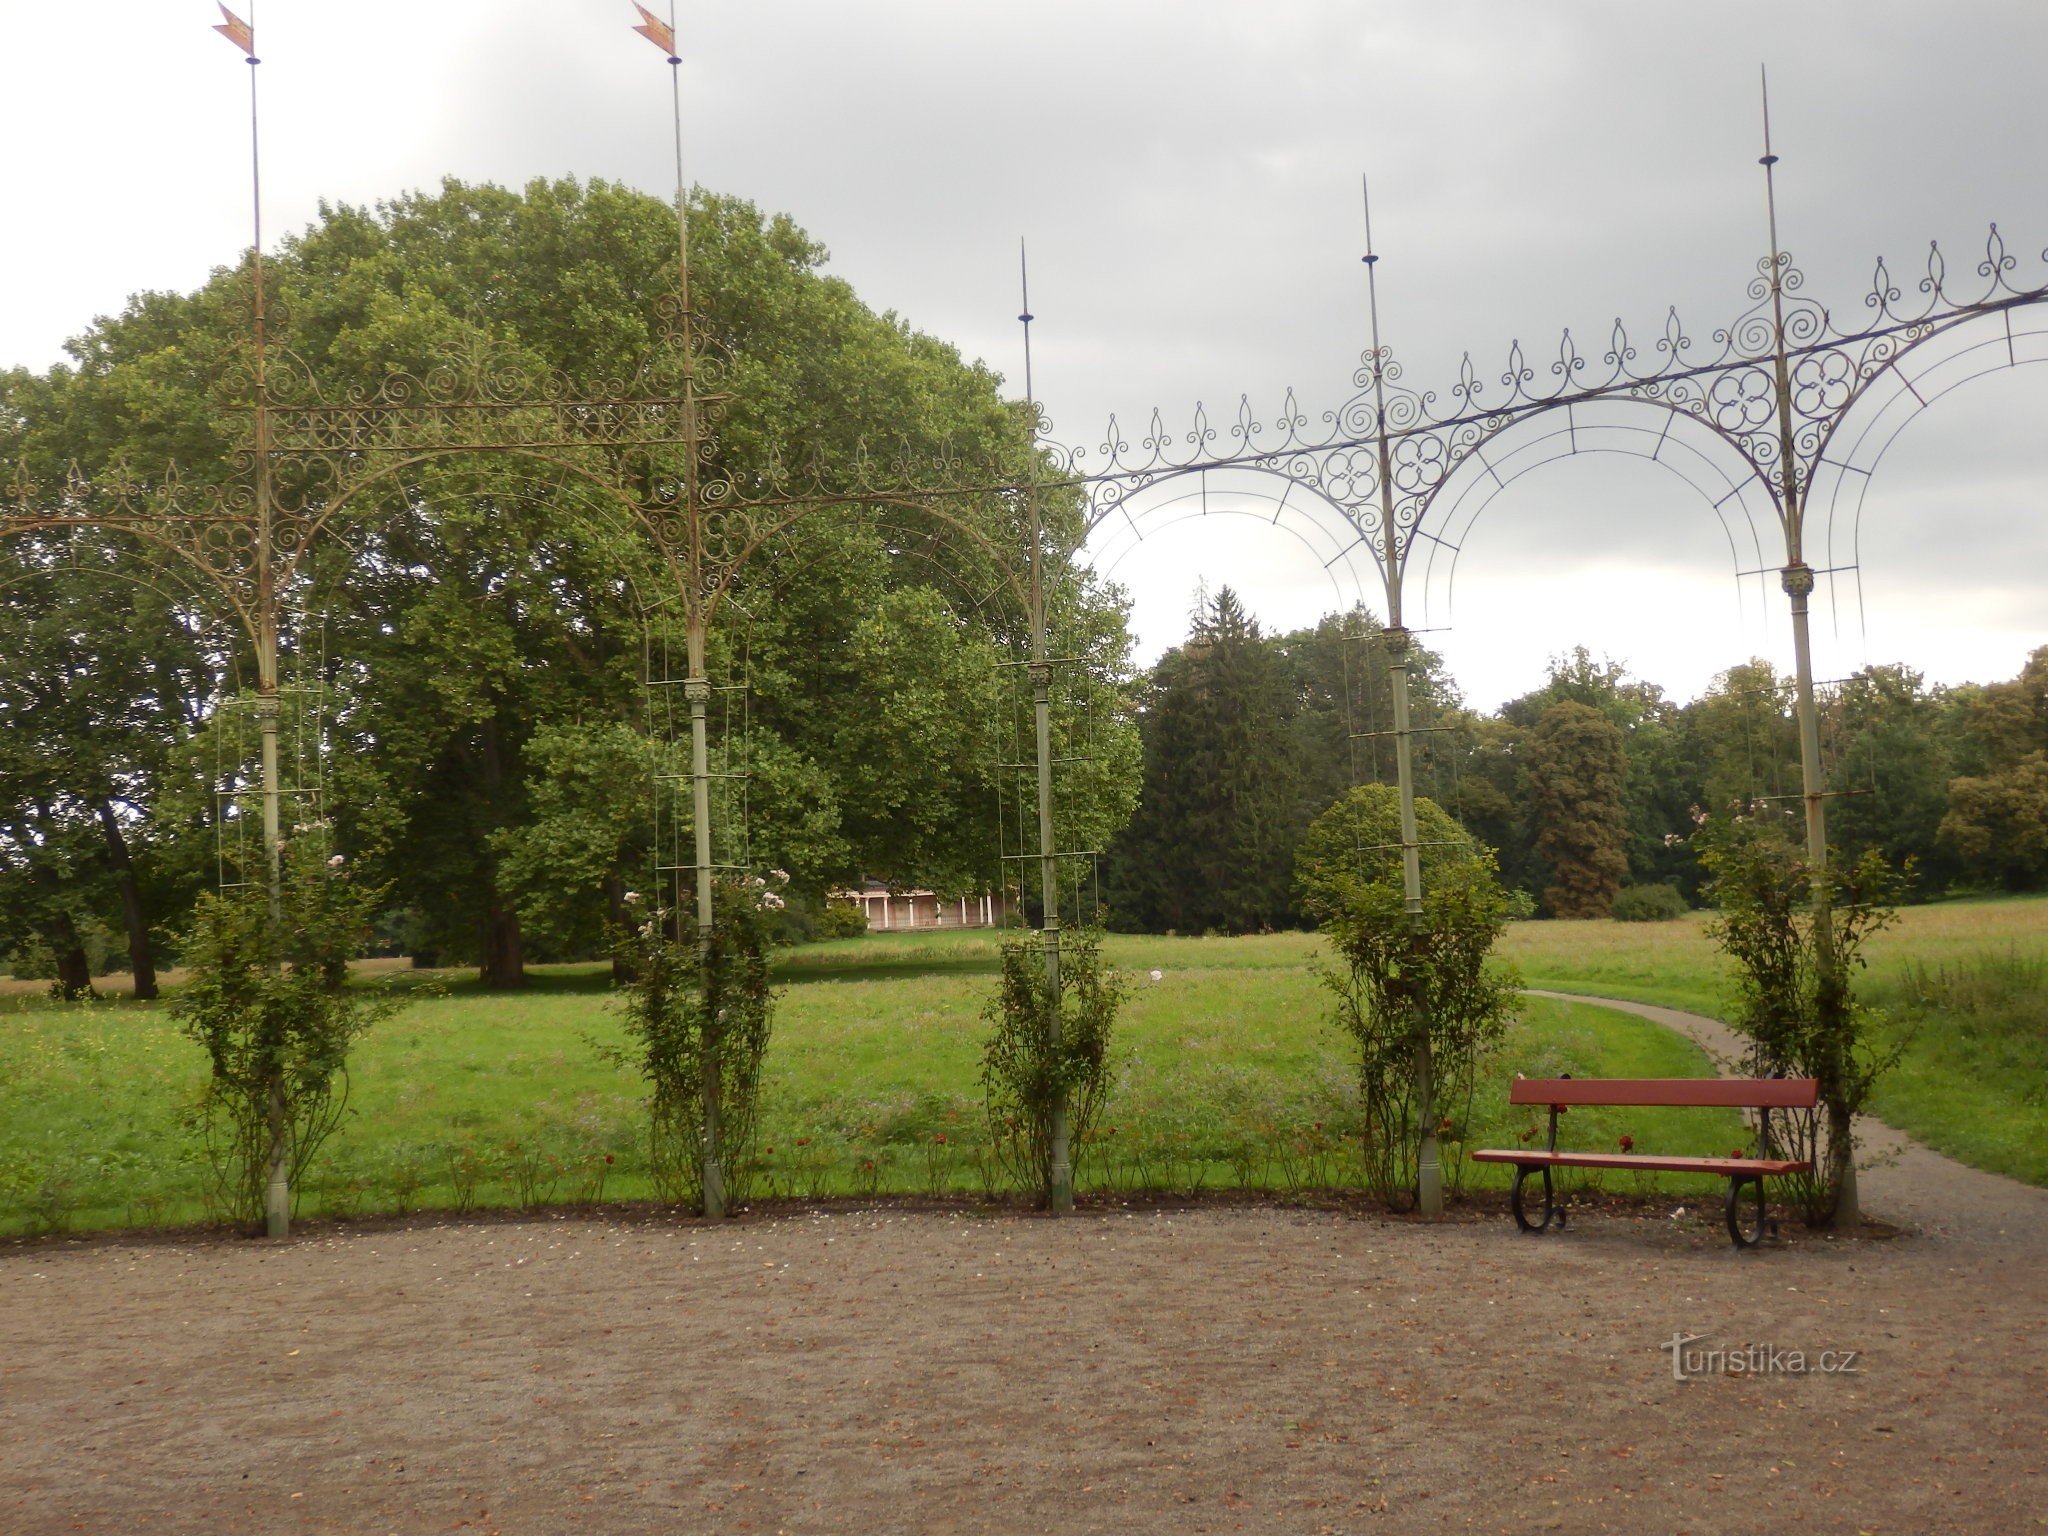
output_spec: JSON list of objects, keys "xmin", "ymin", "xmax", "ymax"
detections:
[{"xmin": 3, "ymin": 0, "xmax": 2042, "ymax": 698}]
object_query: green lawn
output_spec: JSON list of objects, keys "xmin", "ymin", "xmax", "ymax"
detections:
[{"xmin": 0, "ymin": 930, "xmax": 1735, "ymax": 1234}]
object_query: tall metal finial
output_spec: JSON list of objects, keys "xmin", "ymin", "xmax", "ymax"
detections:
[
  {"xmin": 629, "ymin": 3, "xmax": 688, "ymax": 331},
  {"xmin": 1018, "ymin": 238, "xmax": 1036, "ymax": 434},
  {"xmin": 1759, "ymin": 64, "xmax": 1785, "ymax": 271},
  {"xmin": 1756, "ymin": 63, "xmax": 1803, "ymax": 535},
  {"xmin": 1361, "ymin": 175, "xmax": 1386, "ymax": 360},
  {"xmin": 666, "ymin": 2, "xmax": 687, "ymax": 319},
  {"xmin": 1759, "ymin": 63, "xmax": 1778, "ymax": 167},
  {"xmin": 1358, "ymin": 174, "xmax": 1401, "ymax": 602}
]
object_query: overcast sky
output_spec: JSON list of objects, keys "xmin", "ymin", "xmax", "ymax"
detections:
[{"xmin": 3, "ymin": 2, "xmax": 2043, "ymax": 708}]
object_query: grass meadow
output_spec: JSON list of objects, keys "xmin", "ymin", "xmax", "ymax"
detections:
[{"xmin": 1, "ymin": 894, "xmax": 2042, "ymax": 1235}]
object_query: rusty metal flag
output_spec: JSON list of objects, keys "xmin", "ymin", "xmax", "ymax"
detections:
[
  {"xmin": 630, "ymin": 3, "xmax": 676, "ymax": 59},
  {"xmin": 213, "ymin": 3, "xmax": 255, "ymax": 57}
]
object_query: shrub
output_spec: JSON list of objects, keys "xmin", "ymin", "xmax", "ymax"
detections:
[
  {"xmin": 1694, "ymin": 811, "xmax": 1906, "ymax": 1225},
  {"xmin": 1296, "ymin": 785, "xmax": 1518, "ymax": 1208},
  {"xmin": 1611, "ymin": 883, "xmax": 1689, "ymax": 922},
  {"xmin": 981, "ymin": 930, "xmax": 1126, "ymax": 1207},
  {"xmin": 818, "ymin": 899, "xmax": 870, "ymax": 940},
  {"xmin": 173, "ymin": 838, "xmax": 393, "ymax": 1233},
  {"xmin": 609, "ymin": 874, "xmax": 780, "ymax": 1214}
]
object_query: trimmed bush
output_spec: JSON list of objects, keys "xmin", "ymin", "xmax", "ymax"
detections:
[{"xmin": 1611, "ymin": 883, "xmax": 1689, "ymax": 922}]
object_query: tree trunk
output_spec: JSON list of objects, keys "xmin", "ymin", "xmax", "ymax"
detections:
[
  {"xmin": 27, "ymin": 803, "xmax": 97, "ymax": 1001},
  {"xmin": 1827, "ymin": 1101, "xmax": 1859, "ymax": 1228},
  {"xmin": 52, "ymin": 933, "xmax": 96, "ymax": 1001},
  {"xmin": 607, "ymin": 875, "xmax": 637, "ymax": 985},
  {"xmin": 479, "ymin": 893, "xmax": 526, "ymax": 989},
  {"xmin": 95, "ymin": 799, "xmax": 158, "ymax": 1000},
  {"xmin": 475, "ymin": 716, "xmax": 525, "ymax": 989}
]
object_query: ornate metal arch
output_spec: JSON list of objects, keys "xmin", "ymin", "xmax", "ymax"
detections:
[
  {"xmin": 1398, "ymin": 394, "xmax": 1780, "ymax": 634},
  {"xmin": 1804, "ymin": 294, "xmax": 2048, "ymax": 588},
  {"xmin": 1077, "ymin": 462, "xmax": 1387, "ymax": 619}
]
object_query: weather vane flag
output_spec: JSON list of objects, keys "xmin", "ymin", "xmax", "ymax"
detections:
[
  {"xmin": 213, "ymin": 3, "xmax": 256, "ymax": 60},
  {"xmin": 631, "ymin": 3, "xmax": 678, "ymax": 61}
]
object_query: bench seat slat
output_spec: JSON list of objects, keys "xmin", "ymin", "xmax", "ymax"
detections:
[
  {"xmin": 1470, "ymin": 1149, "xmax": 1810, "ymax": 1177},
  {"xmin": 1505, "ymin": 1076, "xmax": 1818, "ymax": 1109}
]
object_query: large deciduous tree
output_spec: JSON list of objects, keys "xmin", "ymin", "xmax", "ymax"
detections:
[
  {"xmin": 1687, "ymin": 658, "xmax": 1801, "ymax": 815},
  {"xmin": 7, "ymin": 178, "xmax": 1141, "ymax": 978},
  {"xmin": 1822, "ymin": 664, "xmax": 1954, "ymax": 890},
  {"xmin": 0, "ymin": 533, "xmax": 218, "ymax": 998},
  {"xmin": 1501, "ymin": 648, "xmax": 1696, "ymax": 897},
  {"xmin": 1939, "ymin": 645, "xmax": 2048, "ymax": 890}
]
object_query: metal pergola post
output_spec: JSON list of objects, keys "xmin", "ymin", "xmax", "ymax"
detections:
[
  {"xmin": 1019, "ymin": 249, "xmax": 1073, "ymax": 1214},
  {"xmin": 1759, "ymin": 81, "xmax": 1855, "ymax": 1225}
]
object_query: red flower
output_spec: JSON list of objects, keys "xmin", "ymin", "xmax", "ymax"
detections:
[
  {"xmin": 1518, "ymin": 1127, "xmax": 1537, "ymax": 1143},
  {"xmin": 1730, "ymin": 1148, "xmax": 1745, "ymax": 1159},
  {"xmin": 933, "ymin": 1133, "xmax": 947, "ymax": 1145},
  {"xmin": 1618, "ymin": 1136, "xmax": 1634, "ymax": 1153},
  {"xmin": 795, "ymin": 1137, "xmax": 811, "ymax": 1147},
  {"xmin": 604, "ymin": 1153, "xmax": 615, "ymax": 1165}
]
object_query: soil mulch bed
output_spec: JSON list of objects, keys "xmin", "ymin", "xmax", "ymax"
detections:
[{"xmin": 3, "ymin": 1189, "xmax": 2041, "ymax": 1535}]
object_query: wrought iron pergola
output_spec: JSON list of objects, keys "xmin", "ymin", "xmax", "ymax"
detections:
[
  {"xmin": 1041, "ymin": 112, "xmax": 2048, "ymax": 1212},
  {"xmin": 4, "ymin": 15, "xmax": 2045, "ymax": 1231}
]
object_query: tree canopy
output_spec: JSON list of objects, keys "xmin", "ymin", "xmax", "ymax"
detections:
[{"xmin": 1, "ymin": 178, "xmax": 1139, "ymax": 984}]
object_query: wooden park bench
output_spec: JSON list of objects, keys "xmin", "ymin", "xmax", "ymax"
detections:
[{"xmin": 1470, "ymin": 1074, "xmax": 1818, "ymax": 1248}]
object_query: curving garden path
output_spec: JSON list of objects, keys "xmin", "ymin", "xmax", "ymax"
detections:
[{"xmin": 1527, "ymin": 989, "xmax": 2048, "ymax": 1249}]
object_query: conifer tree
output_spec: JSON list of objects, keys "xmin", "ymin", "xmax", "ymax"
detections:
[{"xmin": 1107, "ymin": 587, "xmax": 1300, "ymax": 932}]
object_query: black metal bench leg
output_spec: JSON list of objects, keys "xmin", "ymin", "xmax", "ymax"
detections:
[
  {"xmin": 1725, "ymin": 1174, "xmax": 1772, "ymax": 1248},
  {"xmin": 1511, "ymin": 1163, "xmax": 1565, "ymax": 1233}
]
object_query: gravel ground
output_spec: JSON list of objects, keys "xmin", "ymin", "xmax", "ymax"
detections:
[{"xmin": 4, "ymin": 999, "xmax": 2043, "ymax": 1535}]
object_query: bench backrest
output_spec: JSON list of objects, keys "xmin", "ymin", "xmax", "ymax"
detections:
[{"xmin": 1507, "ymin": 1076, "xmax": 1818, "ymax": 1109}]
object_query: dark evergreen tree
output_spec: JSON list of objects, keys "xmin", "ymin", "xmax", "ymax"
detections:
[
  {"xmin": 1105, "ymin": 587, "xmax": 1301, "ymax": 933},
  {"xmin": 1274, "ymin": 607, "xmax": 1457, "ymax": 818}
]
